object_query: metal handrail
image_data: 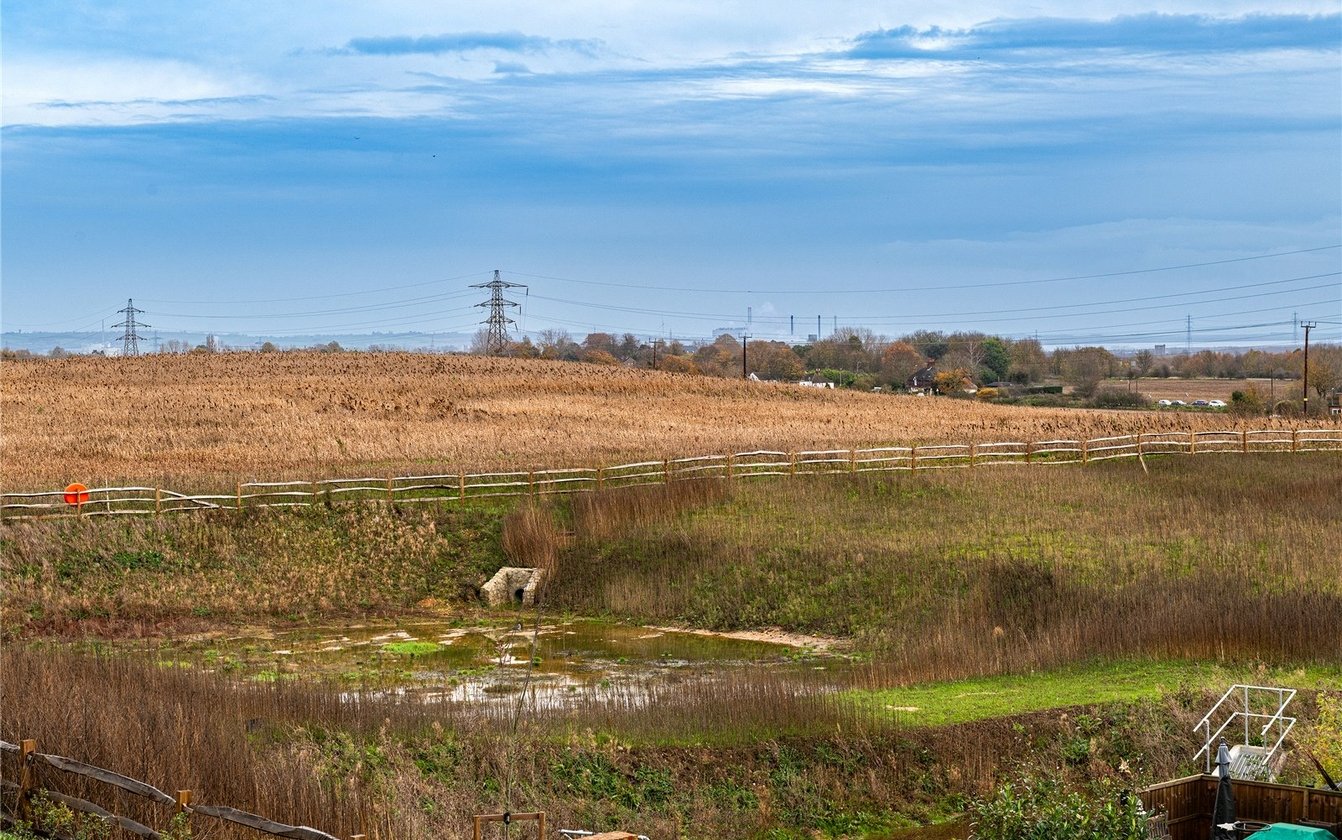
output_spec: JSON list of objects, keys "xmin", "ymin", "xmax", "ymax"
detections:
[{"xmin": 1193, "ymin": 685, "xmax": 1296, "ymax": 774}]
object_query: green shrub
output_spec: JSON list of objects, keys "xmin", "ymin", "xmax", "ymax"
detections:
[
  {"xmin": 970, "ymin": 776, "xmax": 1149, "ymax": 840},
  {"xmin": 1229, "ymin": 387, "xmax": 1266, "ymax": 417}
]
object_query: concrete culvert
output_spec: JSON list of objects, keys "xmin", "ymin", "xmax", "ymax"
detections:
[{"xmin": 481, "ymin": 567, "xmax": 545, "ymax": 606}]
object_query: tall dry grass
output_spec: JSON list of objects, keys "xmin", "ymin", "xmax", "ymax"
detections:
[{"xmin": 4, "ymin": 352, "xmax": 1328, "ymax": 490}]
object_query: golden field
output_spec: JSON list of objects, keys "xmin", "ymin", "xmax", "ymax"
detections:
[{"xmin": 1, "ymin": 351, "xmax": 1330, "ymax": 489}]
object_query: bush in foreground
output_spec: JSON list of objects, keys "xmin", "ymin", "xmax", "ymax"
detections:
[{"xmin": 969, "ymin": 776, "xmax": 1148, "ymax": 840}]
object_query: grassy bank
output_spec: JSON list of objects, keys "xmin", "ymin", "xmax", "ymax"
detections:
[
  {"xmin": 852, "ymin": 659, "xmax": 1342, "ymax": 727},
  {"xmin": 546, "ymin": 453, "xmax": 1342, "ymax": 681},
  {"xmin": 0, "ymin": 501, "xmax": 510, "ymax": 636}
]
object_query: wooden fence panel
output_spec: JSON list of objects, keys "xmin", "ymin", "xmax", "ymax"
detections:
[
  {"xmin": 37, "ymin": 752, "xmax": 177, "ymax": 807},
  {"xmin": 2, "ymin": 740, "xmax": 349, "ymax": 840},
  {"xmin": 3, "ymin": 429, "xmax": 1339, "ymax": 520}
]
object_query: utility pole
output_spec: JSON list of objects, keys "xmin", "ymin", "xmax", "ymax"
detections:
[
  {"xmin": 742, "ymin": 334, "xmax": 750, "ymax": 379},
  {"xmin": 111, "ymin": 299, "xmax": 149, "ymax": 357},
  {"xmin": 651, "ymin": 338, "xmax": 659, "ymax": 370},
  {"xmin": 470, "ymin": 270, "xmax": 526, "ymax": 355},
  {"xmin": 1185, "ymin": 314, "xmax": 1192, "ymax": 355},
  {"xmin": 1302, "ymin": 321, "xmax": 1317, "ymax": 415}
]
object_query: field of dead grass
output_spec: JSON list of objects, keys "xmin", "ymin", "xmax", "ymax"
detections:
[{"xmin": 1, "ymin": 352, "xmax": 1329, "ymax": 489}]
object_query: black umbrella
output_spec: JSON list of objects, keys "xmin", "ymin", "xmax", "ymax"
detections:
[{"xmin": 1212, "ymin": 739, "xmax": 1236, "ymax": 840}]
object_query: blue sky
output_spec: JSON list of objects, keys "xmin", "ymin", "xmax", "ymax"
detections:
[{"xmin": 2, "ymin": 1, "xmax": 1340, "ymax": 347}]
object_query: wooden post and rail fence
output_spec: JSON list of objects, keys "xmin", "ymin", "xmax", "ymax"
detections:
[
  {"xmin": 0, "ymin": 738, "xmax": 359, "ymax": 840},
  {"xmin": 2, "ymin": 429, "xmax": 1339, "ymax": 521}
]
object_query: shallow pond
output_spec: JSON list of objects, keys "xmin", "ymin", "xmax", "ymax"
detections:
[{"xmin": 96, "ymin": 618, "xmax": 841, "ymax": 709}]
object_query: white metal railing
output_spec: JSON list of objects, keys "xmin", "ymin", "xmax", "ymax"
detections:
[{"xmin": 1193, "ymin": 684, "xmax": 1297, "ymax": 775}]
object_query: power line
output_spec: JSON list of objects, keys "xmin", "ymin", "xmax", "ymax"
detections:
[
  {"xmin": 503, "ymin": 243, "xmax": 1341, "ymax": 295},
  {"xmin": 525, "ymin": 276, "xmax": 1342, "ymax": 328},
  {"xmin": 139, "ymin": 271, "xmax": 493, "ymax": 305}
]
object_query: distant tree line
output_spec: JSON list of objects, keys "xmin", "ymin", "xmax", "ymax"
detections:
[{"xmin": 476, "ymin": 327, "xmax": 1340, "ymax": 405}]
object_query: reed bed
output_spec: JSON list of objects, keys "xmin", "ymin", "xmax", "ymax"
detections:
[{"xmin": 3, "ymin": 352, "xmax": 1327, "ymax": 490}]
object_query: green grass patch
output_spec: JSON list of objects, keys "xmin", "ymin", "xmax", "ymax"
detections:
[
  {"xmin": 381, "ymin": 640, "xmax": 441, "ymax": 656},
  {"xmin": 851, "ymin": 659, "xmax": 1342, "ymax": 726}
]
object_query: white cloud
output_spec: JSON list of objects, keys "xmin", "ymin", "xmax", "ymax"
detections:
[{"xmin": 2, "ymin": 56, "xmax": 253, "ymax": 126}]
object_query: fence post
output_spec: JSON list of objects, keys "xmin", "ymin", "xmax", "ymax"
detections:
[
  {"xmin": 528, "ymin": 470, "xmax": 535, "ymax": 498},
  {"xmin": 1137, "ymin": 434, "xmax": 1144, "ymax": 458},
  {"xmin": 18, "ymin": 738, "xmax": 36, "ymax": 823},
  {"xmin": 1189, "ymin": 430, "xmax": 1196, "ymax": 455},
  {"xmin": 237, "ymin": 482, "xmax": 243, "ymax": 511},
  {"xmin": 970, "ymin": 442, "xmax": 977, "ymax": 468},
  {"xmin": 789, "ymin": 451, "xmax": 797, "ymax": 476},
  {"xmin": 726, "ymin": 454, "xmax": 734, "ymax": 481},
  {"xmin": 664, "ymin": 458, "xmax": 671, "ymax": 484},
  {"xmin": 459, "ymin": 473, "xmax": 466, "ymax": 502},
  {"xmin": 155, "ymin": 487, "xmax": 162, "ymax": 516},
  {"xmin": 1292, "ymin": 429, "xmax": 1299, "ymax": 453},
  {"xmin": 596, "ymin": 466, "xmax": 604, "ymax": 491},
  {"xmin": 910, "ymin": 446, "xmax": 918, "ymax": 472},
  {"xmin": 1242, "ymin": 430, "xmax": 1249, "ymax": 454},
  {"xmin": 386, "ymin": 476, "xmax": 394, "ymax": 503},
  {"xmin": 176, "ymin": 790, "xmax": 192, "ymax": 813},
  {"xmin": 1026, "ymin": 441, "xmax": 1033, "ymax": 463},
  {"xmin": 311, "ymin": 480, "xmax": 320, "ymax": 506},
  {"xmin": 1081, "ymin": 439, "xmax": 1088, "ymax": 465},
  {"xmin": 849, "ymin": 449, "xmax": 857, "ymax": 474}
]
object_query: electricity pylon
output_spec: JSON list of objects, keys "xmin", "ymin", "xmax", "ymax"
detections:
[
  {"xmin": 471, "ymin": 271, "xmax": 526, "ymax": 355},
  {"xmin": 111, "ymin": 299, "xmax": 150, "ymax": 357}
]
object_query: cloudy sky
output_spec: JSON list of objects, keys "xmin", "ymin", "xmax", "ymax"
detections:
[{"xmin": 3, "ymin": 1, "xmax": 1340, "ymax": 346}]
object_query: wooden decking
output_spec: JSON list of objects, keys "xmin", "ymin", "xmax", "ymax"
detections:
[{"xmin": 1141, "ymin": 775, "xmax": 1342, "ymax": 839}]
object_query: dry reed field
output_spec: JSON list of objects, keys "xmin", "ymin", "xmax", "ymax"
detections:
[{"xmin": 2, "ymin": 352, "xmax": 1329, "ymax": 490}]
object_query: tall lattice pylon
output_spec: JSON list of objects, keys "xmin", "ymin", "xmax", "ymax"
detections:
[
  {"xmin": 111, "ymin": 298, "xmax": 150, "ymax": 357},
  {"xmin": 471, "ymin": 270, "xmax": 526, "ymax": 355}
]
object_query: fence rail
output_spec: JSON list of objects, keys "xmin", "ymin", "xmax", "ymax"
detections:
[
  {"xmin": 3, "ymin": 429, "xmax": 1339, "ymax": 521},
  {"xmin": 0, "ymin": 738, "xmax": 353, "ymax": 840}
]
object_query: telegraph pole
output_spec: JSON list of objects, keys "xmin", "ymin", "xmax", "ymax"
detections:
[
  {"xmin": 111, "ymin": 299, "xmax": 149, "ymax": 357},
  {"xmin": 471, "ymin": 270, "xmax": 526, "ymax": 355},
  {"xmin": 742, "ymin": 334, "xmax": 750, "ymax": 379},
  {"xmin": 1302, "ymin": 321, "xmax": 1316, "ymax": 415}
]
